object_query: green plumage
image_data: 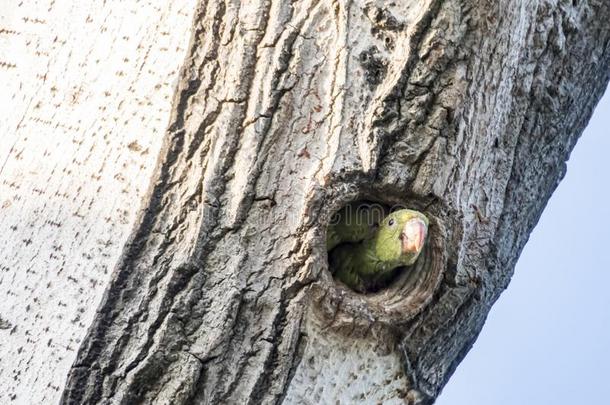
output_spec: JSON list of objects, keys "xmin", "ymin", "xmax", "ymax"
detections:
[
  {"xmin": 327, "ymin": 204, "xmax": 429, "ymax": 292},
  {"xmin": 326, "ymin": 202, "xmax": 388, "ymax": 250}
]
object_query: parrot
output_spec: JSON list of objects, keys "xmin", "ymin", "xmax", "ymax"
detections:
[{"xmin": 327, "ymin": 205, "xmax": 429, "ymax": 292}]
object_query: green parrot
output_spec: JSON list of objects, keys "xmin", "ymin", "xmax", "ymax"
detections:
[{"xmin": 327, "ymin": 206, "xmax": 429, "ymax": 292}]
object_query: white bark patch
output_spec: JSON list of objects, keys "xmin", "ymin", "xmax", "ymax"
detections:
[
  {"xmin": 0, "ymin": 1, "xmax": 196, "ymax": 403},
  {"xmin": 284, "ymin": 318, "xmax": 410, "ymax": 405}
]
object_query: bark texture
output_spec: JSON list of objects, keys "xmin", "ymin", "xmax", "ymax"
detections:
[
  {"xmin": 0, "ymin": 1, "xmax": 196, "ymax": 403},
  {"xmin": 3, "ymin": 0, "xmax": 610, "ymax": 404}
]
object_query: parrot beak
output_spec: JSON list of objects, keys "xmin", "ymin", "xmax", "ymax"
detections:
[{"xmin": 400, "ymin": 217, "xmax": 428, "ymax": 255}]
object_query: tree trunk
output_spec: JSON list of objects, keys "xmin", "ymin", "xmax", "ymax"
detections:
[
  {"xmin": 0, "ymin": 1, "xmax": 196, "ymax": 403},
  {"xmin": 2, "ymin": 0, "xmax": 609, "ymax": 404}
]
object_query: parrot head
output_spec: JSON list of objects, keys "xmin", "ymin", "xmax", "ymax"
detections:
[{"xmin": 374, "ymin": 209, "xmax": 429, "ymax": 266}]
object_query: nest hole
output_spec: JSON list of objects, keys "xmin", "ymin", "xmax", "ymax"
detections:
[
  {"xmin": 326, "ymin": 200, "xmax": 415, "ymax": 293},
  {"xmin": 314, "ymin": 197, "xmax": 447, "ymax": 330}
]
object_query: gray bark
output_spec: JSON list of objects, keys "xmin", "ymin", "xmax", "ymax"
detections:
[{"xmin": 27, "ymin": 0, "xmax": 610, "ymax": 403}]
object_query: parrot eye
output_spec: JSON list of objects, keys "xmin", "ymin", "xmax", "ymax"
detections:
[{"xmin": 388, "ymin": 218, "xmax": 395, "ymax": 226}]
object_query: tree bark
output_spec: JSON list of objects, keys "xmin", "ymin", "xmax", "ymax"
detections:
[
  {"xmin": 0, "ymin": 1, "xmax": 196, "ymax": 403},
  {"xmin": 2, "ymin": 0, "xmax": 610, "ymax": 404}
]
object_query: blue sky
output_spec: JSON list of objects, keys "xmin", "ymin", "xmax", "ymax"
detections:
[{"xmin": 436, "ymin": 88, "xmax": 610, "ymax": 405}]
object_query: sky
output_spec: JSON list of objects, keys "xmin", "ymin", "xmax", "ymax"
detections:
[{"xmin": 436, "ymin": 89, "xmax": 610, "ymax": 404}]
